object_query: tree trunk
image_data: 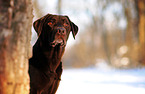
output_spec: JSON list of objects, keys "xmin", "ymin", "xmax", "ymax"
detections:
[
  {"xmin": 135, "ymin": 0, "xmax": 145, "ymax": 65},
  {"xmin": 57, "ymin": 0, "xmax": 62, "ymax": 14},
  {"xmin": 0, "ymin": 0, "xmax": 33, "ymax": 94}
]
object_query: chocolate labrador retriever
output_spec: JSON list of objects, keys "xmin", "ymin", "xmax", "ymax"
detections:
[{"xmin": 29, "ymin": 13, "xmax": 78, "ymax": 94}]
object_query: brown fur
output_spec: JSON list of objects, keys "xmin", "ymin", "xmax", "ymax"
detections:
[{"xmin": 29, "ymin": 14, "xmax": 78, "ymax": 94}]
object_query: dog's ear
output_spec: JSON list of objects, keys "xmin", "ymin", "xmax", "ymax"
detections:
[
  {"xmin": 33, "ymin": 14, "xmax": 52, "ymax": 36},
  {"xmin": 70, "ymin": 22, "xmax": 78, "ymax": 39},
  {"xmin": 33, "ymin": 18, "xmax": 42, "ymax": 36},
  {"xmin": 65, "ymin": 16, "xmax": 78, "ymax": 39}
]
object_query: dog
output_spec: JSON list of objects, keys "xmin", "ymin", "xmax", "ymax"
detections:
[{"xmin": 29, "ymin": 13, "xmax": 78, "ymax": 94}]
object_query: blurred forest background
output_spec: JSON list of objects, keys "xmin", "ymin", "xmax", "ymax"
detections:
[{"xmin": 32, "ymin": 0, "xmax": 145, "ymax": 69}]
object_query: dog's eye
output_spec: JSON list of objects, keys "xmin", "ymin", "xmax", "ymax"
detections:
[
  {"xmin": 64, "ymin": 23, "xmax": 68, "ymax": 26},
  {"xmin": 48, "ymin": 22, "xmax": 53, "ymax": 25}
]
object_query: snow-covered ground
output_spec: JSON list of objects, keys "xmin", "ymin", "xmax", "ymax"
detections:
[{"xmin": 56, "ymin": 67, "xmax": 145, "ymax": 94}]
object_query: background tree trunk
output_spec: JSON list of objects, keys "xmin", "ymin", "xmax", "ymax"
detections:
[
  {"xmin": 57, "ymin": 0, "xmax": 62, "ymax": 14},
  {"xmin": 135, "ymin": 0, "xmax": 145, "ymax": 65},
  {"xmin": 0, "ymin": 0, "xmax": 33, "ymax": 94}
]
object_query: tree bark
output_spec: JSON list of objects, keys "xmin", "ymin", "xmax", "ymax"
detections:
[
  {"xmin": 135, "ymin": 0, "xmax": 145, "ymax": 65},
  {"xmin": 0, "ymin": 0, "xmax": 33, "ymax": 94}
]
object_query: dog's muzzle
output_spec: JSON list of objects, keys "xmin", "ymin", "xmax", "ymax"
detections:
[{"xmin": 50, "ymin": 27, "xmax": 66, "ymax": 47}]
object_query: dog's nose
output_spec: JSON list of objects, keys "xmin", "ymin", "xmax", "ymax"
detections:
[{"xmin": 57, "ymin": 27, "xmax": 66, "ymax": 35}]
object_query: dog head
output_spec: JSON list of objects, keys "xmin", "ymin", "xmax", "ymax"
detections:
[{"xmin": 33, "ymin": 14, "xmax": 78, "ymax": 47}]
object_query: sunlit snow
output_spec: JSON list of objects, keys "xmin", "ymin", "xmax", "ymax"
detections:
[{"xmin": 57, "ymin": 67, "xmax": 145, "ymax": 94}]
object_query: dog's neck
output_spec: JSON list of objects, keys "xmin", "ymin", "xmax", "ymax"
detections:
[{"xmin": 31, "ymin": 39, "xmax": 65, "ymax": 72}]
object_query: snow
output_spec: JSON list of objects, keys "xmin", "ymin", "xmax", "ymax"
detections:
[{"xmin": 56, "ymin": 68, "xmax": 145, "ymax": 94}]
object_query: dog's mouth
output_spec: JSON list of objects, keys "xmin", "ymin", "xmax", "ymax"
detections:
[{"xmin": 50, "ymin": 39, "xmax": 66, "ymax": 47}]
